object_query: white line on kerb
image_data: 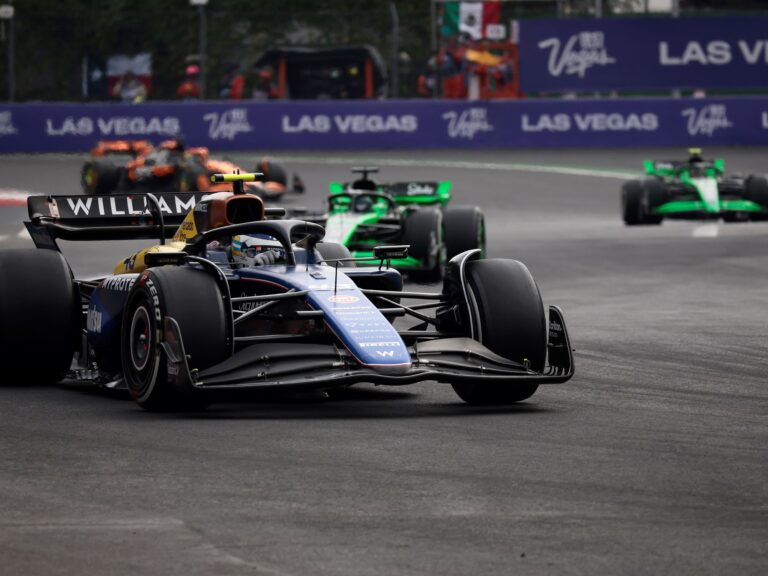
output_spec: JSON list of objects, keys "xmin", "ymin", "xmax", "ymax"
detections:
[{"xmin": 273, "ymin": 155, "xmax": 637, "ymax": 180}]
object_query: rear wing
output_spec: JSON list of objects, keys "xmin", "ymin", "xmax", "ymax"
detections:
[
  {"xmin": 643, "ymin": 159, "xmax": 725, "ymax": 176},
  {"xmin": 328, "ymin": 181, "xmax": 452, "ymax": 206},
  {"xmin": 25, "ymin": 192, "xmax": 205, "ymax": 250}
]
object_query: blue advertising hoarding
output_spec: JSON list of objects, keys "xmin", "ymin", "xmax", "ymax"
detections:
[
  {"xmin": 0, "ymin": 98, "xmax": 767, "ymax": 152},
  {"xmin": 519, "ymin": 16, "xmax": 768, "ymax": 92}
]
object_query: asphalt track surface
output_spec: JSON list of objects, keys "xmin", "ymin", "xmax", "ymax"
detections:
[{"xmin": 0, "ymin": 148, "xmax": 766, "ymax": 575}]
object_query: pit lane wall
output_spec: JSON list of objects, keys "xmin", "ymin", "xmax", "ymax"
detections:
[{"xmin": 1, "ymin": 98, "xmax": 767, "ymax": 152}]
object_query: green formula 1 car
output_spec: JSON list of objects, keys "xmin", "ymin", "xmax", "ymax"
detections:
[
  {"xmin": 302, "ymin": 167, "xmax": 485, "ymax": 281},
  {"xmin": 621, "ymin": 149, "xmax": 768, "ymax": 225}
]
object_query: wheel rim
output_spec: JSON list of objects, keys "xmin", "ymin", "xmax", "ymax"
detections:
[{"xmin": 129, "ymin": 305, "xmax": 152, "ymax": 372}]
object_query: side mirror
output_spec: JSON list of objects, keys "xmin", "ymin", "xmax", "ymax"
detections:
[{"xmin": 373, "ymin": 245, "xmax": 409, "ymax": 260}]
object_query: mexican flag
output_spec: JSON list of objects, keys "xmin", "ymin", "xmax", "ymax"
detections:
[{"xmin": 442, "ymin": 1, "xmax": 501, "ymax": 40}]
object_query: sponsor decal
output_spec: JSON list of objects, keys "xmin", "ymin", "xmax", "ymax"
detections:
[
  {"xmin": 681, "ymin": 104, "xmax": 732, "ymax": 137},
  {"xmin": 659, "ymin": 40, "xmax": 768, "ymax": 66},
  {"xmin": 121, "ymin": 254, "xmax": 138, "ymax": 272},
  {"xmin": 281, "ymin": 114, "xmax": 418, "ymax": 134},
  {"xmin": 45, "ymin": 116, "xmax": 180, "ymax": 137},
  {"xmin": 375, "ymin": 350, "xmax": 395, "ymax": 358},
  {"xmin": 521, "ymin": 112, "xmax": 657, "ymax": 133},
  {"xmin": 61, "ymin": 194, "xmax": 200, "ymax": 218},
  {"xmin": 146, "ymin": 278, "xmax": 162, "ymax": 322},
  {"xmin": 203, "ymin": 108, "xmax": 253, "ymax": 140},
  {"xmin": 538, "ymin": 31, "xmax": 616, "ymax": 78},
  {"xmin": 406, "ymin": 182, "xmax": 435, "ymax": 195},
  {"xmin": 101, "ymin": 276, "xmax": 137, "ymax": 292},
  {"xmin": 0, "ymin": 111, "xmax": 18, "ymax": 136},
  {"xmin": 359, "ymin": 342, "xmax": 402, "ymax": 348},
  {"xmin": 328, "ymin": 294, "xmax": 360, "ymax": 304},
  {"xmin": 87, "ymin": 308, "xmax": 103, "ymax": 334},
  {"xmin": 443, "ymin": 108, "xmax": 494, "ymax": 140}
]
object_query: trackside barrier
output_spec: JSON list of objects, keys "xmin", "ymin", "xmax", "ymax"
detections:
[
  {"xmin": 519, "ymin": 17, "xmax": 768, "ymax": 93},
  {"xmin": 1, "ymin": 98, "xmax": 768, "ymax": 152}
]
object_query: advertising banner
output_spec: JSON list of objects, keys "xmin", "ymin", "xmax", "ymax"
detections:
[
  {"xmin": 0, "ymin": 98, "xmax": 767, "ymax": 153},
  {"xmin": 519, "ymin": 17, "xmax": 768, "ymax": 92}
]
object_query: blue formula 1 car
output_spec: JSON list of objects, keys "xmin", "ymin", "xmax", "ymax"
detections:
[{"xmin": 0, "ymin": 174, "xmax": 573, "ymax": 410}]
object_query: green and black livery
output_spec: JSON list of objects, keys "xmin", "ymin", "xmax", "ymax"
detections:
[
  {"xmin": 622, "ymin": 149, "xmax": 768, "ymax": 225},
  {"xmin": 309, "ymin": 168, "xmax": 485, "ymax": 281}
]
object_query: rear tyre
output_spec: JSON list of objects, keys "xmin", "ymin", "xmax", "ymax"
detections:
[
  {"xmin": 177, "ymin": 163, "xmax": 210, "ymax": 192},
  {"xmin": 0, "ymin": 250, "xmax": 77, "ymax": 385},
  {"xmin": 122, "ymin": 267, "xmax": 229, "ymax": 411},
  {"xmin": 443, "ymin": 206, "xmax": 485, "ymax": 259},
  {"xmin": 402, "ymin": 209, "xmax": 445, "ymax": 283},
  {"xmin": 257, "ymin": 158, "xmax": 288, "ymax": 187},
  {"xmin": 315, "ymin": 241, "xmax": 356, "ymax": 268},
  {"xmin": 81, "ymin": 159, "xmax": 122, "ymax": 195},
  {"xmin": 451, "ymin": 259, "xmax": 546, "ymax": 405},
  {"xmin": 745, "ymin": 175, "xmax": 768, "ymax": 208}
]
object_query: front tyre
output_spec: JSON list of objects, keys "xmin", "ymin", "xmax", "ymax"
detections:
[
  {"xmin": 745, "ymin": 175, "xmax": 768, "ymax": 208},
  {"xmin": 402, "ymin": 209, "xmax": 446, "ymax": 283},
  {"xmin": 452, "ymin": 259, "xmax": 546, "ymax": 405},
  {"xmin": 122, "ymin": 267, "xmax": 229, "ymax": 411},
  {"xmin": 621, "ymin": 180, "xmax": 663, "ymax": 226},
  {"xmin": 443, "ymin": 206, "xmax": 485, "ymax": 260},
  {"xmin": 315, "ymin": 241, "xmax": 356, "ymax": 268}
]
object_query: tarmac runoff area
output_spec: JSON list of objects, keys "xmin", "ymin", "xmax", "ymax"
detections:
[{"xmin": 0, "ymin": 148, "xmax": 766, "ymax": 576}]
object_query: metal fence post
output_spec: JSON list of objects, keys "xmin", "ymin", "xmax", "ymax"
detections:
[
  {"xmin": 389, "ymin": 2, "xmax": 399, "ymax": 98},
  {"xmin": 191, "ymin": 0, "xmax": 208, "ymax": 99},
  {"xmin": 0, "ymin": 2, "xmax": 14, "ymax": 102}
]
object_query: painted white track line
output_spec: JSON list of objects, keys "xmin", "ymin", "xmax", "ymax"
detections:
[
  {"xmin": 273, "ymin": 155, "xmax": 637, "ymax": 181},
  {"xmin": 692, "ymin": 224, "xmax": 720, "ymax": 238}
]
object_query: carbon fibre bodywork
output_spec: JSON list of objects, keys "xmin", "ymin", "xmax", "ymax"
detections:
[{"xmin": 22, "ymin": 188, "xmax": 572, "ymax": 405}]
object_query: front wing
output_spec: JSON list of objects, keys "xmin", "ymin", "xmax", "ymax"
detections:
[{"xmin": 160, "ymin": 307, "xmax": 574, "ymax": 395}]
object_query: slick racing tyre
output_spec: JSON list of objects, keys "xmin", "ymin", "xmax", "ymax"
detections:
[
  {"xmin": 452, "ymin": 259, "xmax": 546, "ymax": 405},
  {"xmin": 316, "ymin": 241, "xmax": 356, "ymax": 268},
  {"xmin": 402, "ymin": 209, "xmax": 446, "ymax": 283},
  {"xmin": 122, "ymin": 267, "xmax": 229, "ymax": 411},
  {"xmin": 256, "ymin": 158, "xmax": 288, "ymax": 187},
  {"xmin": 81, "ymin": 159, "xmax": 122, "ymax": 195},
  {"xmin": 621, "ymin": 180, "xmax": 663, "ymax": 226},
  {"xmin": 0, "ymin": 249, "xmax": 77, "ymax": 385},
  {"xmin": 745, "ymin": 175, "xmax": 768, "ymax": 208},
  {"xmin": 443, "ymin": 205, "xmax": 485, "ymax": 260},
  {"xmin": 177, "ymin": 163, "xmax": 210, "ymax": 192}
]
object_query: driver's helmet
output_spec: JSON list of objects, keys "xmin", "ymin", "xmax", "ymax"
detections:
[
  {"xmin": 352, "ymin": 194, "xmax": 375, "ymax": 213},
  {"xmin": 231, "ymin": 234, "xmax": 285, "ymax": 267},
  {"xmin": 688, "ymin": 147, "xmax": 704, "ymax": 164}
]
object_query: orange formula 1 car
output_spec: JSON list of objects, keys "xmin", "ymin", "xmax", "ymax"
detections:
[{"xmin": 81, "ymin": 139, "xmax": 304, "ymax": 201}]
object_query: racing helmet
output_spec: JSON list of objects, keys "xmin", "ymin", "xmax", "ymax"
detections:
[
  {"xmin": 230, "ymin": 234, "xmax": 285, "ymax": 267},
  {"xmin": 352, "ymin": 194, "xmax": 375, "ymax": 213}
]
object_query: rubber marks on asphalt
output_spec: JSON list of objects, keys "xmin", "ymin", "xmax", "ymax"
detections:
[{"xmin": 0, "ymin": 188, "xmax": 37, "ymax": 206}]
